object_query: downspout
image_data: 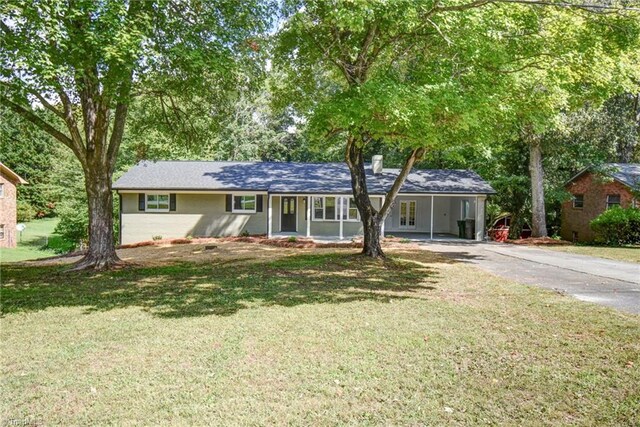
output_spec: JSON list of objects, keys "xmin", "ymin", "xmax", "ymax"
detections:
[{"xmin": 118, "ymin": 192, "xmax": 122, "ymax": 246}]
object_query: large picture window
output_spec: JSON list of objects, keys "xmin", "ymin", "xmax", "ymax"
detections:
[
  {"xmin": 312, "ymin": 196, "xmax": 337, "ymax": 221},
  {"xmin": 146, "ymin": 194, "xmax": 169, "ymax": 212},
  {"xmin": 233, "ymin": 195, "xmax": 256, "ymax": 213},
  {"xmin": 312, "ymin": 196, "xmax": 360, "ymax": 221}
]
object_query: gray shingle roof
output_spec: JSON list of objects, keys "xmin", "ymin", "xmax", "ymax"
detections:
[
  {"xmin": 113, "ymin": 161, "xmax": 495, "ymax": 194},
  {"xmin": 567, "ymin": 163, "xmax": 640, "ymax": 189},
  {"xmin": 603, "ymin": 163, "xmax": 640, "ymax": 188}
]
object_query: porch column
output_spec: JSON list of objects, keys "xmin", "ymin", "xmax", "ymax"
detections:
[
  {"xmin": 306, "ymin": 196, "xmax": 311, "ymax": 238},
  {"xmin": 380, "ymin": 196, "xmax": 385, "ymax": 237},
  {"xmin": 268, "ymin": 194, "xmax": 273, "ymax": 238},
  {"xmin": 475, "ymin": 195, "xmax": 486, "ymax": 241},
  {"xmin": 430, "ymin": 195, "xmax": 434, "ymax": 240},
  {"xmin": 339, "ymin": 196, "xmax": 344, "ymax": 240}
]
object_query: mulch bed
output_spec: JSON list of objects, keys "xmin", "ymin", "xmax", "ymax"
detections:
[
  {"xmin": 117, "ymin": 235, "xmax": 364, "ymax": 250},
  {"xmin": 118, "ymin": 238, "xmax": 202, "ymax": 249},
  {"xmin": 505, "ymin": 236, "xmax": 571, "ymax": 246},
  {"xmin": 219, "ymin": 236, "xmax": 363, "ymax": 249}
]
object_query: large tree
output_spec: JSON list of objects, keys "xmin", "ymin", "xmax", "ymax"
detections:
[
  {"xmin": 275, "ymin": 0, "xmax": 640, "ymax": 256},
  {"xmin": 0, "ymin": 0, "xmax": 271, "ymax": 269}
]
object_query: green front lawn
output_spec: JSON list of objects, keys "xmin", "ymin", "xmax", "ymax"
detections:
[
  {"xmin": 1, "ymin": 246, "xmax": 639, "ymax": 425},
  {"xmin": 0, "ymin": 218, "xmax": 70, "ymax": 263},
  {"xmin": 546, "ymin": 244, "xmax": 640, "ymax": 264}
]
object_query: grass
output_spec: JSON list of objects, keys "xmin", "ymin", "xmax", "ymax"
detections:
[
  {"xmin": 1, "ymin": 246, "xmax": 639, "ymax": 425},
  {"xmin": 545, "ymin": 244, "xmax": 640, "ymax": 264},
  {"xmin": 0, "ymin": 218, "xmax": 71, "ymax": 263}
]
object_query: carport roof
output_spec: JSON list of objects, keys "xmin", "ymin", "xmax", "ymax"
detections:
[{"xmin": 113, "ymin": 160, "xmax": 496, "ymax": 195}]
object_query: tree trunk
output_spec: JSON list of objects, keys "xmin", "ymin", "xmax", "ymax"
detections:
[
  {"xmin": 344, "ymin": 135, "xmax": 426, "ymax": 258},
  {"xmin": 344, "ymin": 137, "xmax": 385, "ymax": 257},
  {"xmin": 72, "ymin": 164, "xmax": 120, "ymax": 270},
  {"xmin": 528, "ymin": 136, "xmax": 548, "ymax": 238},
  {"xmin": 362, "ymin": 210, "xmax": 384, "ymax": 258}
]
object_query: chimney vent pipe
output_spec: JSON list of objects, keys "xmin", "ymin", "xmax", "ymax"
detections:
[{"xmin": 372, "ymin": 155, "xmax": 383, "ymax": 174}]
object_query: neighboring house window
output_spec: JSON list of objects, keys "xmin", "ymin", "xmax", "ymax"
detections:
[
  {"xmin": 0, "ymin": 224, "xmax": 4, "ymax": 240},
  {"xmin": 339, "ymin": 197, "xmax": 359, "ymax": 221},
  {"xmin": 312, "ymin": 196, "xmax": 339, "ymax": 221},
  {"xmin": 572, "ymin": 194, "xmax": 584, "ymax": 209},
  {"xmin": 0, "ymin": 183, "xmax": 4, "ymax": 198},
  {"xmin": 233, "ymin": 195, "xmax": 256, "ymax": 213},
  {"xmin": 146, "ymin": 194, "xmax": 170, "ymax": 212},
  {"xmin": 606, "ymin": 194, "xmax": 621, "ymax": 209}
]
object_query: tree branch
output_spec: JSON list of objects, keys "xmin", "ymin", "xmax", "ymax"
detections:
[
  {"xmin": 496, "ymin": 0, "xmax": 640, "ymax": 12},
  {"xmin": 0, "ymin": 95, "xmax": 75, "ymax": 149},
  {"xmin": 0, "ymin": 81, "xmax": 65, "ymax": 119},
  {"xmin": 379, "ymin": 147, "xmax": 427, "ymax": 219}
]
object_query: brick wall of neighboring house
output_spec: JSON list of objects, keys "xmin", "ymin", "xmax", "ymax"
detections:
[
  {"xmin": 0, "ymin": 169, "xmax": 18, "ymax": 248},
  {"xmin": 561, "ymin": 172, "xmax": 635, "ymax": 242}
]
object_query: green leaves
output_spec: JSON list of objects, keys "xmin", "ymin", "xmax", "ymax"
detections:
[{"xmin": 275, "ymin": 0, "xmax": 640, "ymax": 153}]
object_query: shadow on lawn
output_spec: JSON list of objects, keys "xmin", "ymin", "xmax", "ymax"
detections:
[{"xmin": 1, "ymin": 252, "xmax": 438, "ymax": 318}]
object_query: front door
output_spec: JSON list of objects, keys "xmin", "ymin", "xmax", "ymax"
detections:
[{"xmin": 281, "ymin": 197, "xmax": 297, "ymax": 232}]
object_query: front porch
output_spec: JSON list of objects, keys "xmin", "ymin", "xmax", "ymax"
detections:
[{"xmin": 267, "ymin": 193, "xmax": 487, "ymax": 241}]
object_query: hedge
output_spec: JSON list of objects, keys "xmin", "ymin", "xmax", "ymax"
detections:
[{"xmin": 590, "ymin": 206, "xmax": 640, "ymax": 246}]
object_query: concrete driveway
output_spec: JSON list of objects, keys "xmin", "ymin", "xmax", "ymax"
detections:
[{"xmin": 414, "ymin": 240, "xmax": 640, "ymax": 314}]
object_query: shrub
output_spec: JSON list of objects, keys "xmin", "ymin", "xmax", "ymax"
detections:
[
  {"xmin": 152, "ymin": 235, "xmax": 163, "ymax": 241},
  {"xmin": 16, "ymin": 200, "xmax": 36, "ymax": 222},
  {"xmin": 240, "ymin": 230, "xmax": 250, "ymax": 237},
  {"xmin": 590, "ymin": 207, "xmax": 640, "ymax": 246},
  {"xmin": 288, "ymin": 236, "xmax": 297, "ymax": 242},
  {"xmin": 54, "ymin": 198, "xmax": 89, "ymax": 247}
]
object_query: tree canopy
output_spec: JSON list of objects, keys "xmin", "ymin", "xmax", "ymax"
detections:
[
  {"xmin": 0, "ymin": 0, "xmax": 274, "ymax": 268},
  {"xmin": 274, "ymin": 0, "xmax": 640, "ymax": 256}
]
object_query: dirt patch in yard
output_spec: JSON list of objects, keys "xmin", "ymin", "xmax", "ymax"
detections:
[
  {"xmin": 505, "ymin": 237, "xmax": 571, "ymax": 246},
  {"xmin": 21, "ymin": 239, "xmax": 361, "ymax": 268},
  {"xmin": 19, "ymin": 236, "xmax": 424, "ymax": 268}
]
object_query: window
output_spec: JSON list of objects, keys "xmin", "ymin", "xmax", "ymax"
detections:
[
  {"xmin": 0, "ymin": 224, "xmax": 4, "ymax": 240},
  {"xmin": 146, "ymin": 194, "xmax": 169, "ymax": 212},
  {"xmin": 312, "ymin": 196, "xmax": 342, "ymax": 221},
  {"xmin": 606, "ymin": 194, "xmax": 621, "ymax": 209},
  {"xmin": 0, "ymin": 183, "xmax": 4, "ymax": 198},
  {"xmin": 313, "ymin": 197, "xmax": 324, "ymax": 219},
  {"xmin": 233, "ymin": 195, "xmax": 256, "ymax": 213},
  {"xmin": 312, "ymin": 197, "xmax": 361, "ymax": 221},
  {"xmin": 573, "ymin": 194, "xmax": 584, "ymax": 209},
  {"xmin": 325, "ymin": 197, "xmax": 336, "ymax": 220},
  {"xmin": 339, "ymin": 197, "xmax": 359, "ymax": 221},
  {"xmin": 399, "ymin": 200, "xmax": 416, "ymax": 229}
]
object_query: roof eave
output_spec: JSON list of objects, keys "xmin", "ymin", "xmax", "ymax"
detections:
[{"xmin": 0, "ymin": 163, "xmax": 27, "ymax": 184}]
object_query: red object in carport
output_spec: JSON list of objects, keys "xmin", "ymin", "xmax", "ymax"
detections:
[{"xmin": 489, "ymin": 225, "xmax": 510, "ymax": 242}]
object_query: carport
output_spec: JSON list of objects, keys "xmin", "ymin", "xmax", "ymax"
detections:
[{"xmin": 383, "ymin": 194, "xmax": 487, "ymax": 241}]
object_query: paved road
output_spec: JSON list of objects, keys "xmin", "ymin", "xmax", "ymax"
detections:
[{"xmin": 415, "ymin": 241, "xmax": 640, "ymax": 314}]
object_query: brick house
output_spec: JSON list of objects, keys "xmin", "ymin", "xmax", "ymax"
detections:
[
  {"xmin": 561, "ymin": 163, "xmax": 639, "ymax": 242},
  {"xmin": 0, "ymin": 162, "xmax": 27, "ymax": 248}
]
